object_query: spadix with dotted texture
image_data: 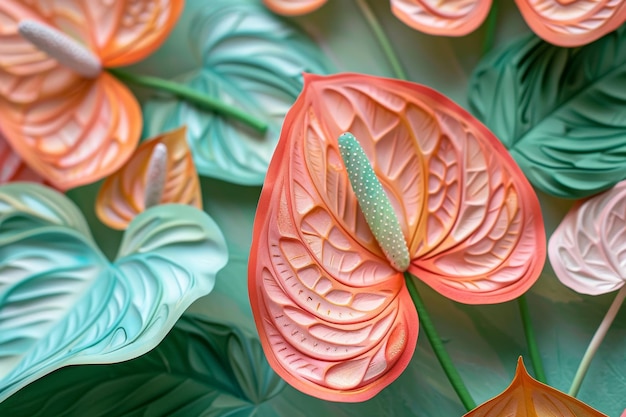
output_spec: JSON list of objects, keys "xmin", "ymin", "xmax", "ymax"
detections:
[{"xmin": 248, "ymin": 73, "xmax": 546, "ymax": 402}]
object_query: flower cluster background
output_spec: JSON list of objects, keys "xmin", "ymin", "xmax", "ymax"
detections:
[{"xmin": 0, "ymin": 0, "xmax": 625, "ymax": 416}]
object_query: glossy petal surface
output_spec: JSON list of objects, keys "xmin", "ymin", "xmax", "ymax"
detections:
[
  {"xmin": 0, "ymin": 183, "xmax": 228, "ymax": 402},
  {"xmin": 549, "ymin": 180, "xmax": 626, "ymax": 295},
  {"xmin": 391, "ymin": 0, "xmax": 492, "ymax": 36},
  {"xmin": 464, "ymin": 358, "xmax": 607, "ymax": 417},
  {"xmin": 0, "ymin": 73, "xmax": 141, "ymax": 190},
  {"xmin": 515, "ymin": 0, "xmax": 626, "ymax": 47},
  {"xmin": 96, "ymin": 126, "xmax": 202, "ymax": 230},
  {"xmin": 87, "ymin": 0, "xmax": 184, "ymax": 67},
  {"xmin": 469, "ymin": 28, "xmax": 626, "ymax": 198},
  {"xmin": 143, "ymin": 0, "xmax": 332, "ymax": 185},
  {"xmin": 263, "ymin": 0, "xmax": 327, "ymax": 15},
  {"xmin": 249, "ymin": 73, "xmax": 545, "ymax": 401},
  {"xmin": 0, "ymin": 2, "xmax": 82, "ymax": 103},
  {"xmin": 0, "ymin": 131, "xmax": 43, "ymax": 184}
]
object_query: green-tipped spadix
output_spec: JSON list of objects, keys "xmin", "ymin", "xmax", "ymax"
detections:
[{"xmin": 338, "ymin": 132, "xmax": 410, "ymax": 271}]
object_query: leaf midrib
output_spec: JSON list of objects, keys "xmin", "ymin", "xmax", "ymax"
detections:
[{"xmin": 514, "ymin": 39, "xmax": 626, "ymax": 151}]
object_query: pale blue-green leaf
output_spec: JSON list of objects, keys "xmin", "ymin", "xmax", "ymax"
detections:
[
  {"xmin": 142, "ymin": 0, "xmax": 332, "ymax": 185},
  {"xmin": 0, "ymin": 183, "xmax": 228, "ymax": 401},
  {"xmin": 468, "ymin": 28, "xmax": 626, "ymax": 198}
]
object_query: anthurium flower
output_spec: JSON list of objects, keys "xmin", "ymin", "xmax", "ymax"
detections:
[
  {"xmin": 464, "ymin": 358, "xmax": 607, "ymax": 416},
  {"xmin": 0, "ymin": 1, "xmax": 184, "ymax": 190},
  {"xmin": 96, "ymin": 126, "xmax": 202, "ymax": 230},
  {"xmin": 249, "ymin": 73, "xmax": 546, "ymax": 401},
  {"xmin": 264, "ymin": 0, "xmax": 626, "ymax": 46},
  {"xmin": 0, "ymin": 129, "xmax": 43, "ymax": 184},
  {"xmin": 549, "ymin": 179, "xmax": 626, "ymax": 295}
]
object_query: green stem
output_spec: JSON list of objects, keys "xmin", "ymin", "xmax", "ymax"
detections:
[
  {"xmin": 354, "ymin": 0, "xmax": 407, "ymax": 80},
  {"xmin": 481, "ymin": 3, "xmax": 498, "ymax": 56},
  {"xmin": 517, "ymin": 294, "xmax": 547, "ymax": 384},
  {"xmin": 404, "ymin": 273, "xmax": 476, "ymax": 411},
  {"xmin": 568, "ymin": 285, "xmax": 626, "ymax": 397},
  {"xmin": 108, "ymin": 68, "xmax": 268, "ymax": 134}
]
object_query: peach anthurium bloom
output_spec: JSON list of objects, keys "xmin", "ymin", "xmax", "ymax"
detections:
[
  {"xmin": 0, "ymin": 1, "xmax": 184, "ymax": 190},
  {"xmin": 96, "ymin": 126, "xmax": 202, "ymax": 230},
  {"xmin": 0, "ymin": 128, "xmax": 43, "ymax": 184},
  {"xmin": 464, "ymin": 358, "xmax": 607, "ymax": 416},
  {"xmin": 249, "ymin": 73, "xmax": 546, "ymax": 402},
  {"xmin": 264, "ymin": 0, "xmax": 626, "ymax": 46}
]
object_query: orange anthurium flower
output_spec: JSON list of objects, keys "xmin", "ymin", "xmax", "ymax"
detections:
[
  {"xmin": 264, "ymin": 0, "xmax": 626, "ymax": 46},
  {"xmin": 0, "ymin": 1, "xmax": 184, "ymax": 190},
  {"xmin": 249, "ymin": 73, "xmax": 545, "ymax": 402},
  {"xmin": 464, "ymin": 358, "xmax": 607, "ymax": 416},
  {"xmin": 0, "ymin": 128, "xmax": 43, "ymax": 184},
  {"xmin": 96, "ymin": 126, "xmax": 202, "ymax": 230}
]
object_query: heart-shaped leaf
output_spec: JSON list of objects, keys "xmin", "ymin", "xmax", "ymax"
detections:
[
  {"xmin": 0, "ymin": 316, "xmax": 284, "ymax": 417},
  {"xmin": 0, "ymin": 183, "xmax": 228, "ymax": 402},
  {"xmin": 0, "ymin": 313, "xmax": 472, "ymax": 417},
  {"xmin": 549, "ymin": 179, "xmax": 626, "ymax": 295},
  {"xmin": 468, "ymin": 28, "xmax": 626, "ymax": 198},
  {"xmin": 464, "ymin": 358, "xmax": 607, "ymax": 416},
  {"xmin": 142, "ymin": 0, "xmax": 333, "ymax": 185}
]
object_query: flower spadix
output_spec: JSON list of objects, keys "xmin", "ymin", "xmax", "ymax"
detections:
[{"xmin": 248, "ymin": 73, "xmax": 545, "ymax": 401}]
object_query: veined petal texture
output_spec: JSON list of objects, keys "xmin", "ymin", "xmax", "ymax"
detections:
[
  {"xmin": 391, "ymin": 0, "xmax": 492, "ymax": 36},
  {"xmin": 249, "ymin": 72, "xmax": 545, "ymax": 402},
  {"xmin": 96, "ymin": 126, "xmax": 202, "ymax": 230},
  {"xmin": 549, "ymin": 180, "xmax": 626, "ymax": 295},
  {"xmin": 0, "ymin": 183, "xmax": 227, "ymax": 402},
  {"xmin": 515, "ymin": 0, "xmax": 626, "ymax": 47}
]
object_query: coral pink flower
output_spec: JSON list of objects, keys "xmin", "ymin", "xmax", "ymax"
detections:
[
  {"xmin": 0, "ymin": 1, "xmax": 184, "ymax": 190},
  {"xmin": 264, "ymin": 0, "xmax": 626, "ymax": 46},
  {"xmin": 249, "ymin": 73, "xmax": 545, "ymax": 401}
]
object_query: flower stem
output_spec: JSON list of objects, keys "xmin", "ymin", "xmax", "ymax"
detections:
[
  {"xmin": 481, "ymin": 3, "xmax": 498, "ymax": 56},
  {"xmin": 569, "ymin": 285, "xmax": 626, "ymax": 397},
  {"xmin": 404, "ymin": 272, "xmax": 476, "ymax": 411},
  {"xmin": 517, "ymin": 294, "xmax": 547, "ymax": 383},
  {"xmin": 354, "ymin": 0, "xmax": 407, "ymax": 80},
  {"xmin": 107, "ymin": 68, "xmax": 268, "ymax": 134}
]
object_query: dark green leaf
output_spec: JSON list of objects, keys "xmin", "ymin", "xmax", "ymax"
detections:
[{"xmin": 469, "ymin": 29, "xmax": 626, "ymax": 198}]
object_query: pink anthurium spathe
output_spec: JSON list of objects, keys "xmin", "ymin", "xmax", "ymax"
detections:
[
  {"xmin": 249, "ymin": 73, "xmax": 546, "ymax": 402},
  {"xmin": 264, "ymin": 0, "xmax": 626, "ymax": 46},
  {"xmin": 0, "ymin": 1, "xmax": 184, "ymax": 190},
  {"xmin": 549, "ymin": 179, "xmax": 626, "ymax": 295}
]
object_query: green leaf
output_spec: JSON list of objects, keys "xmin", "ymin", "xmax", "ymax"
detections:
[
  {"xmin": 0, "ymin": 183, "xmax": 228, "ymax": 401},
  {"xmin": 0, "ymin": 314, "xmax": 471, "ymax": 417},
  {"xmin": 468, "ymin": 29, "xmax": 626, "ymax": 198},
  {"xmin": 142, "ymin": 0, "xmax": 333, "ymax": 185}
]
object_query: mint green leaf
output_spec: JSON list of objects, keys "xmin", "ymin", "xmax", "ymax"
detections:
[
  {"xmin": 0, "ymin": 183, "xmax": 228, "ymax": 401},
  {"xmin": 143, "ymin": 0, "xmax": 333, "ymax": 185},
  {"xmin": 468, "ymin": 29, "xmax": 626, "ymax": 198},
  {"xmin": 0, "ymin": 315, "xmax": 468, "ymax": 417}
]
